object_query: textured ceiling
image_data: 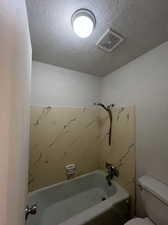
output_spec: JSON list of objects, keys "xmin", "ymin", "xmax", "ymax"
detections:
[{"xmin": 26, "ymin": 0, "xmax": 168, "ymax": 76}]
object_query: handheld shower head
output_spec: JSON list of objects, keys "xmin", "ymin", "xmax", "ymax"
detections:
[{"xmin": 93, "ymin": 102, "xmax": 115, "ymax": 146}]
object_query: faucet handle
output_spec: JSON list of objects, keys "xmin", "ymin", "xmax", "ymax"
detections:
[
  {"xmin": 105, "ymin": 162, "xmax": 112, "ymax": 169},
  {"xmin": 105, "ymin": 162, "xmax": 119, "ymax": 177}
]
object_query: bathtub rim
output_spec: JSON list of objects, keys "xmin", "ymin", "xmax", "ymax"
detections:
[
  {"xmin": 57, "ymin": 171, "xmax": 129, "ymax": 225},
  {"xmin": 28, "ymin": 169, "xmax": 129, "ymax": 225},
  {"xmin": 28, "ymin": 170, "xmax": 126, "ymax": 197}
]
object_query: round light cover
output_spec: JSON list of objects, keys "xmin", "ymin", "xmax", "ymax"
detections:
[{"xmin": 72, "ymin": 9, "xmax": 96, "ymax": 38}]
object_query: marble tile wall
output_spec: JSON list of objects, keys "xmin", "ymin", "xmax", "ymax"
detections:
[
  {"xmin": 29, "ymin": 106, "xmax": 100, "ymax": 191},
  {"xmin": 98, "ymin": 105, "xmax": 136, "ymax": 214},
  {"xmin": 29, "ymin": 105, "xmax": 135, "ymax": 213}
]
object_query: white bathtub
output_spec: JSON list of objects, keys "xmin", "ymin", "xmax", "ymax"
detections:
[{"xmin": 27, "ymin": 170, "xmax": 129, "ymax": 225}]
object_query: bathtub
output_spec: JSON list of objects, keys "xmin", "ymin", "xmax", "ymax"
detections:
[{"xmin": 27, "ymin": 170, "xmax": 129, "ymax": 225}]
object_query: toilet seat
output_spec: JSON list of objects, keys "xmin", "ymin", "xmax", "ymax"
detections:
[{"xmin": 124, "ymin": 218, "xmax": 155, "ymax": 225}]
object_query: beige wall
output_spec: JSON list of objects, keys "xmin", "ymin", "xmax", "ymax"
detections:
[
  {"xmin": 101, "ymin": 41, "xmax": 168, "ymax": 216},
  {"xmin": 29, "ymin": 106, "xmax": 100, "ymax": 191},
  {"xmin": 29, "ymin": 105, "xmax": 136, "ymax": 213},
  {"xmin": 0, "ymin": 1, "xmax": 31, "ymax": 225}
]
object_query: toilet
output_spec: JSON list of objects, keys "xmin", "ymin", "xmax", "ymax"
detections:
[{"xmin": 125, "ymin": 175, "xmax": 168, "ymax": 225}]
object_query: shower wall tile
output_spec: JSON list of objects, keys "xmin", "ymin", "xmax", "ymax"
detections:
[
  {"xmin": 98, "ymin": 106, "xmax": 136, "ymax": 214},
  {"xmin": 29, "ymin": 106, "xmax": 100, "ymax": 191},
  {"xmin": 29, "ymin": 105, "xmax": 136, "ymax": 215}
]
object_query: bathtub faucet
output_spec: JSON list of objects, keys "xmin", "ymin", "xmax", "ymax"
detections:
[
  {"xmin": 25, "ymin": 204, "xmax": 37, "ymax": 220},
  {"xmin": 105, "ymin": 162, "xmax": 119, "ymax": 186}
]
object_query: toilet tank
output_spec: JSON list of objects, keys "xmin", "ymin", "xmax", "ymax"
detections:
[{"xmin": 139, "ymin": 176, "xmax": 168, "ymax": 225}]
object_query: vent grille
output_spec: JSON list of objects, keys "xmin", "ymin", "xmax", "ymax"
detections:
[{"xmin": 96, "ymin": 29, "xmax": 124, "ymax": 52}]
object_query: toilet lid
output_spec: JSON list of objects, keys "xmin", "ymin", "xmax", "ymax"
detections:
[{"xmin": 124, "ymin": 218, "xmax": 154, "ymax": 225}]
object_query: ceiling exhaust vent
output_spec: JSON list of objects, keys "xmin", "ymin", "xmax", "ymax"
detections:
[{"xmin": 96, "ymin": 29, "xmax": 125, "ymax": 52}]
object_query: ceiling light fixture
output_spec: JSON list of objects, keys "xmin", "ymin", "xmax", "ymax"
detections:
[{"xmin": 71, "ymin": 9, "xmax": 96, "ymax": 38}]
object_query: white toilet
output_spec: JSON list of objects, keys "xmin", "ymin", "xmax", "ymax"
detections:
[{"xmin": 125, "ymin": 175, "xmax": 168, "ymax": 225}]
